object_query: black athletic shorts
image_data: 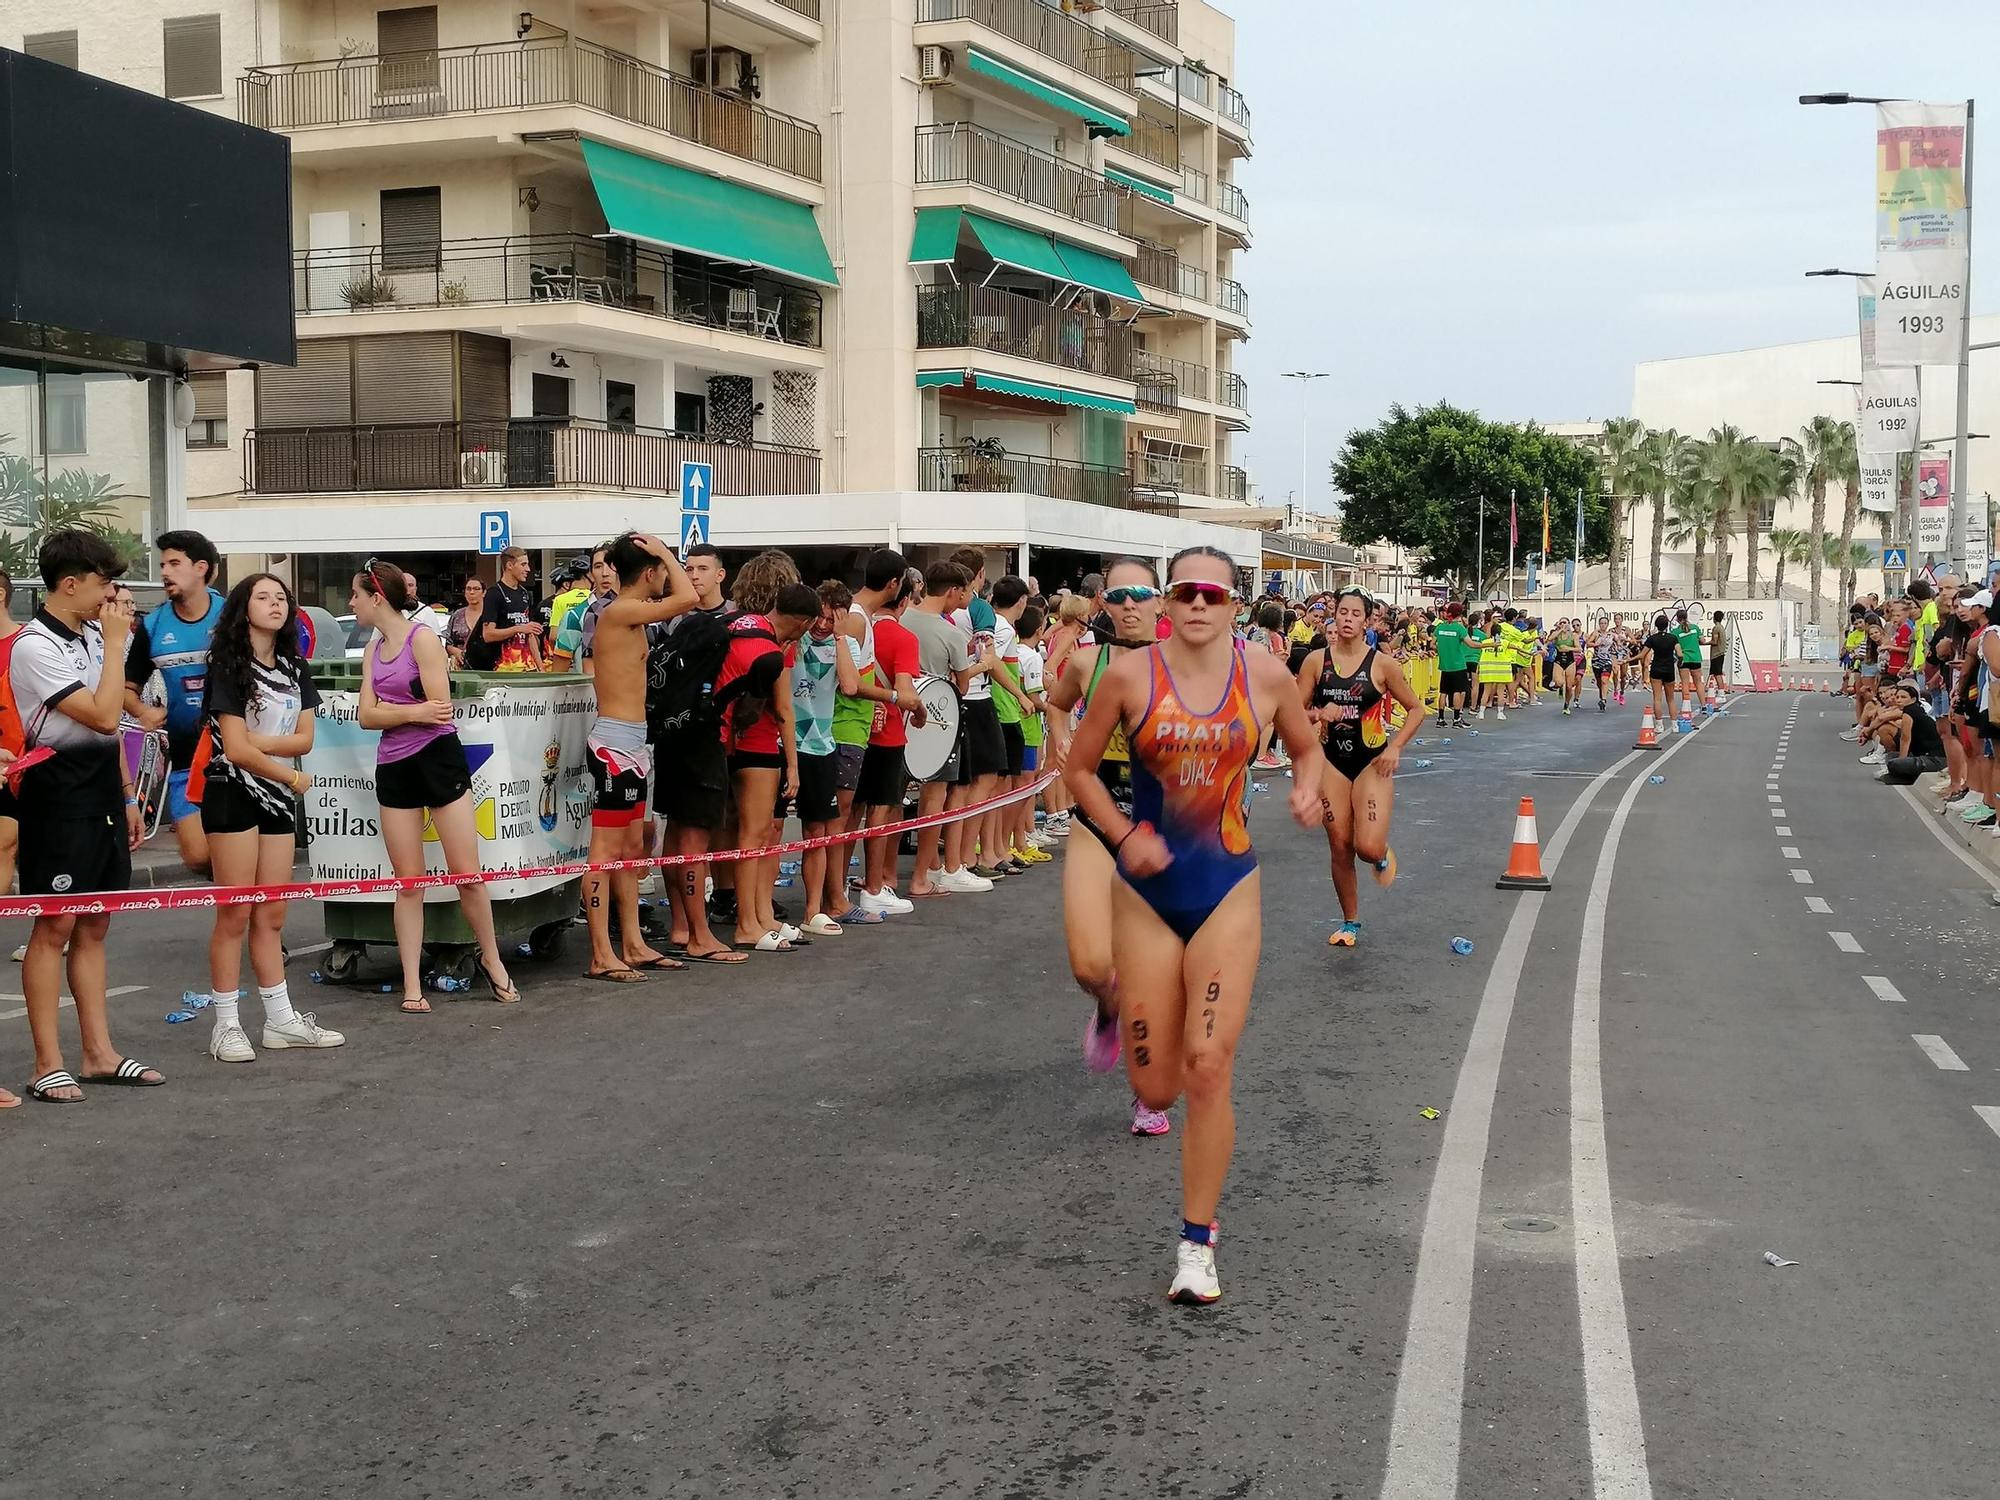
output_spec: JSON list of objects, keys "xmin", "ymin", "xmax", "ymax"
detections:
[
  {"xmin": 794, "ymin": 751, "xmax": 839, "ymax": 825},
  {"xmin": 961, "ymin": 697, "xmax": 1007, "ymax": 780},
  {"xmin": 729, "ymin": 750, "xmax": 786, "ymax": 775},
  {"xmin": 17, "ymin": 749, "xmax": 132, "ymax": 898},
  {"xmin": 1709, "ymin": 657, "xmax": 1725, "ymax": 676},
  {"xmin": 1000, "ymin": 720, "xmax": 1026, "ymax": 778},
  {"xmin": 1439, "ymin": 668, "xmax": 1469, "ymax": 697},
  {"xmin": 586, "ymin": 741, "xmax": 650, "ymax": 830},
  {"xmin": 858, "ymin": 743, "xmax": 907, "ymax": 808},
  {"xmin": 833, "ymin": 742, "xmax": 866, "ymax": 792},
  {"xmin": 657, "ymin": 730, "xmax": 729, "ymax": 831},
  {"xmin": 200, "ymin": 777, "xmax": 298, "ymax": 837},
  {"xmin": 376, "ymin": 735, "xmax": 472, "ymax": 811}
]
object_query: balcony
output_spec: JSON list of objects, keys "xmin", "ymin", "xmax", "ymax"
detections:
[
  {"xmin": 921, "ymin": 446, "xmax": 1175, "ymax": 514},
  {"xmin": 1218, "ymin": 370, "xmax": 1249, "ymax": 411},
  {"xmin": 917, "ymin": 0, "xmax": 1136, "ymax": 91},
  {"xmin": 1218, "ymin": 83, "xmax": 1250, "ymax": 130},
  {"xmin": 1138, "ymin": 451, "xmax": 1208, "ymax": 495},
  {"xmin": 917, "ymin": 283, "xmax": 1134, "ymax": 380},
  {"xmin": 1220, "ymin": 464, "xmax": 1248, "ymax": 503},
  {"xmin": 1132, "ymin": 352, "xmax": 1209, "ymax": 403},
  {"xmin": 916, "ymin": 122, "xmax": 1133, "ymax": 237},
  {"xmin": 1117, "ymin": 112, "xmax": 1179, "ymax": 172},
  {"xmin": 237, "ymin": 36, "xmax": 823, "ymax": 182},
  {"xmin": 1218, "ymin": 180, "xmax": 1249, "ymax": 223},
  {"xmin": 774, "ymin": 0, "xmax": 820, "ymax": 15},
  {"xmin": 246, "ymin": 419, "xmax": 820, "ymax": 498},
  {"xmin": 1105, "ymin": 0, "xmax": 1178, "ymax": 46},
  {"xmin": 1180, "ymin": 164, "xmax": 1209, "ymax": 204},
  {"xmin": 1216, "ymin": 277, "xmax": 1249, "ymax": 318},
  {"xmin": 1128, "ymin": 239, "xmax": 1205, "ymax": 303},
  {"xmin": 295, "ymin": 235, "xmax": 823, "ymax": 349}
]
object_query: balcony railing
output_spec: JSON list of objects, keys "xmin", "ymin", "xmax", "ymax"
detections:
[
  {"xmin": 1134, "ymin": 370, "xmax": 1177, "ymax": 414},
  {"xmin": 294, "ymin": 234, "xmax": 823, "ymax": 347},
  {"xmin": 1176, "ymin": 260, "xmax": 1209, "ymax": 303},
  {"xmin": 1119, "ymin": 112, "xmax": 1179, "ymax": 171},
  {"xmin": 1218, "ymin": 180, "xmax": 1249, "ymax": 222},
  {"xmin": 917, "ymin": 283, "xmax": 1134, "ymax": 380},
  {"xmin": 1139, "ymin": 451, "xmax": 1208, "ymax": 495},
  {"xmin": 920, "ymin": 446, "xmax": 1174, "ymax": 514},
  {"xmin": 1217, "ymin": 83, "xmax": 1249, "ymax": 129},
  {"xmin": 1180, "ymin": 164, "xmax": 1209, "ymax": 204},
  {"xmin": 917, "ymin": 0, "xmax": 1136, "ymax": 90},
  {"xmin": 1105, "ymin": 0, "xmax": 1178, "ymax": 46},
  {"xmin": 237, "ymin": 35, "xmax": 823, "ymax": 181},
  {"xmin": 1216, "ymin": 277, "xmax": 1249, "ymax": 317},
  {"xmin": 773, "ymin": 0, "xmax": 821, "ymax": 17},
  {"xmin": 1220, "ymin": 463, "xmax": 1248, "ymax": 503},
  {"xmin": 1132, "ymin": 352, "xmax": 1208, "ymax": 403},
  {"xmin": 1217, "ymin": 370, "xmax": 1249, "ymax": 410},
  {"xmin": 1130, "ymin": 239, "xmax": 1178, "ymax": 294},
  {"xmin": 246, "ymin": 419, "xmax": 820, "ymax": 497},
  {"xmin": 1175, "ymin": 66, "xmax": 1212, "ymax": 107},
  {"xmin": 916, "ymin": 122, "xmax": 1133, "ymax": 236}
]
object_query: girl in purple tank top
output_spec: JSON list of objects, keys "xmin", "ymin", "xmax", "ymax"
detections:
[{"xmin": 353, "ymin": 560, "xmax": 519, "ymax": 1010}]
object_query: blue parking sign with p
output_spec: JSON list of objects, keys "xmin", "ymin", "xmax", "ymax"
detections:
[{"xmin": 478, "ymin": 510, "xmax": 511, "ymax": 554}]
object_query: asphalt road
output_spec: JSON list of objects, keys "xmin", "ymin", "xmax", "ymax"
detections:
[{"xmin": 4, "ymin": 684, "xmax": 1998, "ymax": 1499}]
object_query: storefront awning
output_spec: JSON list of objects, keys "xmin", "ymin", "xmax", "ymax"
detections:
[
  {"xmin": 917, "ymin": 369, "xmax": 1136, "ymax": 414},
  {"xmin": 1105, "ymin": 167, "xmax": 1173, "ymax": 206},
  {"xmin": 581, "ymin": 138, "xmax": 838, "ymax": 286},
  {"xmin": 964, "ymin": 48, "xmax": 1131, "ymax": 137}
]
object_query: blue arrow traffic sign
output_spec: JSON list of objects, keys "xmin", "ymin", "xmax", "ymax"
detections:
[
  {"xmin": 1883, "ymin": 547, "xmax": 1908, "ymax": 570},
  {"xmin": 680, "ymin": 510, "xmax": 710, "ymax": 557},
  {"xmin": 680, "ymin": 461, "xmax": 713, "ymax": 512}
]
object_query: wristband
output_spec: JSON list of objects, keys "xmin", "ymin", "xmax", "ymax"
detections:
[
  {"xmin": 1112, "ymin": 824, "xmax": 1137, "ymax": 859},
  {"xmin": 124, "ymin": 797, "xmax": 139, "ymax": 807}
]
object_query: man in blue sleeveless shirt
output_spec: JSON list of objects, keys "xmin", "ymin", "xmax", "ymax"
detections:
[{"xmin": 123, "ymin": 530, "xmax": 223, "ymax": 878}]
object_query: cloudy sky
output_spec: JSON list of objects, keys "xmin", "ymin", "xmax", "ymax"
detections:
[{"xmin": 1229, "ymin": 0, "xmax": 2000, "ymax": 511}]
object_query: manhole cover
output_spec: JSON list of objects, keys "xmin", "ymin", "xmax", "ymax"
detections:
[{"xmin": 1501, "ymin": 1216, "xmax": 1559, "ymax": 1233}]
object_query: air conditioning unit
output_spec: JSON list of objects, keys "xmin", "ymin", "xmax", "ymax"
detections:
[
  {"xmin": 918, "ymin": 45, "xmax": 953, "ymax": 84},
  {"xmin": 690, "ymin": 45, "xmax": 754, "ymax": 92},
  {"xmin": 459, "ymin": 450, "xmax": 506, "ymax": 487}
]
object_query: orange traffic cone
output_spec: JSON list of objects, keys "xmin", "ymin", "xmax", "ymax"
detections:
[
  {"xmin": 1496, "ymin": 796, "xmax": 1553, "ymax": 891},
  {"xmin": 1633, "ymin": 706, "xmax": 1660, "ymax": 750}
]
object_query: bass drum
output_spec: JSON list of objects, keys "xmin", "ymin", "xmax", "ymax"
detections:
[{"xmin": 902, "ymin": 675, "xmax": 963, "ymax": 782}]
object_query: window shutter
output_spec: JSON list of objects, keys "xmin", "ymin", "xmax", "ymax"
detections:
[
  {"xmin": 24, "ymin": 32, "xmax": 79, "ymax": 69},
  {"xmin": 456, "ymin": 335, "xmax": 511, "ymax": 422},
  {"xmin": 380, "ymin": 187, "xmax": 442, "ymax": 273},
  {"xmin": 353, "ymin": 332, "xmax": 455, "ymax": 424},
  {"xmin": 189, "ymin": 372, "xmax": 229, "ymax": 421},
  {"xmin": 377, "ymin": 6, "xmax": 439, "ymax": 92},
  {"xmin": 256, "ymin": 340, "xmax": 353, "ymax": 428},
  {"xmin": 162, "ymin": 14, "xmax": 222, "ymax": 99}
]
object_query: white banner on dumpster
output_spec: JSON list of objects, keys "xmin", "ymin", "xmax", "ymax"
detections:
[{"xmin": 302, "ymin": 682, "xmax": 595, "ymax": 903}]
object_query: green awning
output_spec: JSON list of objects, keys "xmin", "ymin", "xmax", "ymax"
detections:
[
  {"xmin": 917, "ymin": 369, "xmax": 968, "ymax": 389},
  {"xmin": 910, "ymin": 208, "xmax": 963, "ymax": 265},
  {"xmin": 1053, "ymin": 239, "xmax": 1142, "ymax": 302},
  {"xmin": 966, "ymin": 213, "xmax": 1072, "ymax": 282},
  {"xmin": 964, "ymin": 47, "xmax": 1131, "ymax": 137},
  {"xmin": 581, "ymin": 138, "xmax": 838, "ymax": 286},
  {"xmin": 1105, "ymin": 167, "xmax": 1173, "ymax": 206},
  {"xmin": 972, "ymin": 372, "xmax": 1137, "ymax": 414}
]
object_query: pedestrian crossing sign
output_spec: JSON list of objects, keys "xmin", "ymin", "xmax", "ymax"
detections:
[
  {"xmin": 680, "ymin": 510, "xmax": 709, "ymax": 557},
  {"xmin": 1883, "ymin": 547, "xmax": 1908, "ymax": 570}
]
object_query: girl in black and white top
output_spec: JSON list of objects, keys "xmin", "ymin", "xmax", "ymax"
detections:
[{"xmin": 192, "ymin": 573, "xmax": 343, "ymax": 1065}]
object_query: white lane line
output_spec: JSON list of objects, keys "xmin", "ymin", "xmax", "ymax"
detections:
[
  {"xmin": 0, "ymin": 984, "xmax": 147, "ymax": 1023},
  {"xmin": 1566, "ymin": 723, "xmax": 1664, "ymax": 1500},
  {"xmin": 1913, "ymin": 1035, "xmax": 1969, "ymax": 1071},
  {"xmin": 1893, "ymin": 786, "xmax": 2000, "ymax": 895},
  {"xmin": 1975, "ymin": 1107, "xmax": 2000, "ymax": 1140},
  {"xmin": 1767, "ymin": 794, "xmax": 1783, "ymax": 803},
  {"xmin": 1830, "ymin": 931, "xmax": 1864, "ymax": 953},
  {"xmin": 1775, "ymin": 825, "xmax": 1793, "ymax": 835},
  {"xmin": 1381, "ymin": 744, "xmax": 1658, "ymax": 1499},
  {"xmin": 1771, "ymin": 808, "xmax": 1787, "ymax": 818},
  {"xmin": 1805, "ymin": 896, "xmax": 1832, "ymax": 913},
  {"xmin": 1781, "ymin": 846, "xmax": 1801, "ymax": 859},
  {"xmin": 1791, "ymin": 869, "xmax": 1814, "ymax": 884},
  {"xmin": 1863, "ymin": 975, "xmax": 1906, "ymax": 1004}
]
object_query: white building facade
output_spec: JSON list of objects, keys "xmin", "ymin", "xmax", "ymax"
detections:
[{"xmin": 7, "ymin": 0, "xmax": 1261, "ymax": 610}]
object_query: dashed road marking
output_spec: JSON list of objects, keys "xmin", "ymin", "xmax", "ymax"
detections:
[
  {"xmin": 1913, "ymin": 1035, "xmax": 1969, "ymax": 1070},
  {"xmin": 1830, "ymin": 931, "xmax": 1864, "ymax": 953},
  {"xmin": 1805, "ymin": 896, "xmax": 1832, "ymax": 913},
  {"xmin": 1863, "ymin": 975, "xmax": 1904, "ymax": 1002},
  {"xmin": 1791, "ymin": 869, "xmax": 1814, "ymax": 884},
  {"xmin": 1781, "ymin": 846, "xmax": 1801, "ymax": 859},
  {"xmin": 1775, "ymin": 825, "xmax": 1793, "ymax": 834},
  {"xmin": 1975, "ymin": 1107, "xmax": 2000, "ymax": 1140},
  {"xmin": 1767, "ymin": 794, "xmax": 1783, "ymax": 803}
]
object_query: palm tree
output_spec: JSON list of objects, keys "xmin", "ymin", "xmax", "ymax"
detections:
[
  {"xmin": 1767, "ymin": 527, "xmax": 1810, "ymax": 602},
  {"xmin": 1665, "ymin": 467, "xmax": 1724, "ymax": 594},
  {"xmin": 1834, "ymin": 426, "xmax": 1867, "ymax": 609},
  {"xmin": 1599, "ymin": 416, "xmax": 1645, "ymax": 600},
  {"xmin": 1819, "ymin": 532, "xmax": 1870, "ymax": 607},
  {"xmin": 1640, "ymin": 426, "xmax": 1684, "ymax": 597},
  {"xmin": 1782, "ymin": 416, "xmax": 1857, "ymax": 624},
  {"xmin": 1700, "ymin": 425, "xmax": 1764, "ymax": 597}
]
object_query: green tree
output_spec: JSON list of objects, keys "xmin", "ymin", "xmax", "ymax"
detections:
[
  {"xmin": 1332, "ymin": 402, "xmax": 1607, "ymax": 587},
  {"xmin": 1665, "ymin": 464, "xmax": 1723, "ymax": 595},
  {"xmin": 1638, "ymin": 427, "xmax": 1686, "ymax": 598},
  {"xmin": 1781, "ymin": 416, "xmax": 1857, "ymax": 624},
  {"xmin": 1599, "ymin": 416, "xmax": 1645, "ymax": 601},
  {"xmin": 0, "ymin": 443, "xmax": 140, "ymax": 579},
  {"xmin": 1766, "ymin": 526, "xmax": 1811, "ymax": 602},
  {"xmin": 1698, "ymin": 425, "xmax": 1764, "ymax": 597}
]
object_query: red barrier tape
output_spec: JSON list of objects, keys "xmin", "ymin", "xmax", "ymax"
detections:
[{"xmin": 0, "ymin": 773, "xmax": 1062, "ymax": 919}]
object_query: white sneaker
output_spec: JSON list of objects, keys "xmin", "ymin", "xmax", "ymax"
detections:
[
  {"xmin": 1496, "ymin": 708, "xmax": 1507, "ymax": 721},
  {"xmin": 1046, "ymin": 812, "xmax": 1072, "ymax": 837},
  {"xmin": 1477, "ymin": 707, "xmax": 1488, "ymax": 720},
  {"xmin": 210, "ymin": 1023, "xmax": 257, "ymax": 1064},
  {"xmin": 1839, "ymin": 728, "xmax": 1862, "ymax": 742},
  {"xmin": 936, "ymin": 867, "xmax": 994, "ymax": 894},
  {"xmin": 263, "ymin": 1012, "xmax": 345, "ymax": 1050},
  {"xmin": 1168, "ymin": 1237, "xmax": 1221, "ymax": 1305},
  {"xmin": 1874, "ymin": 769, "xmax": 1893, "ymax": 782},
  {"xmin": 1859, "ymin": 747, "xmax": 1886, "ymax": 765},
  {"xmin": 857, "ymin": 886, "xmax": 914, "ymax": 916}
]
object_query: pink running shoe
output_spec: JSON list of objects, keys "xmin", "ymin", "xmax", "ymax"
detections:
[
  {"xmin": 1083, "ymin": 1009, "xmax": 1121, "ymax": 1072},
  {"xmin": 1131, "ymin": 1098, "xmax": 1171, "ymax": 1136}
]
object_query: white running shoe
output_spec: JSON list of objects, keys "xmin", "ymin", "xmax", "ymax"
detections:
[
  {"xmin": 936, "ymin": 867, "xmax": 994, "ymax": 893},
  {"xmin": 1045, "ymin": 812, "xmax": 1072, "ymax": 837},
  {"xmin": 263, "ymin": 1012, "xmax": 346, "ymax": 1050},
  {"xmin": 1496, "ymin": 708, "xmax": 1507, "ymax": 722},
  {"xmin": 1477, "ymin": 707, "xmax": 1488, "ymax": 720},
  {"xmin": 210, "ymin": 1023, "xmax": 257, "ymax": 1064},
  {"xmin": 857, "ymin": 886, "xmax": 915, "ymax": 916},
  {"xmin": 1859, "ymin": 747, "xmax": 1886, "ymax": 765},
  {"xmin": 1838, "ymin": 728, "xmax": 1862, "ymax": 742},
  {"xmin": 1168, "ymin": 1237, "xmax": 1221, "ymax": 1305}
]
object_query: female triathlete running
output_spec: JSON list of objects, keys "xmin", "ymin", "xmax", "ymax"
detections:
[
  {"xmin": 1298, "ymin": 586, "xmax": 1425, "ymax": 947},
  {"xmin": 1551, "ymin": 617, "xmax": 1581, "ymax": 714},
  {"xmin": 1065, "ymin": 546, "xmax": 1323, "ymax": 1305},
  {"xmin": 1587, "ymin": 618, "xmax": 1618, "ymax": 710}
]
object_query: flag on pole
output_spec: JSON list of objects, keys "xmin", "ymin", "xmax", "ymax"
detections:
[
  {"xmin": 1541, "ymin": 491, "xmax": 1550, "ymax": 556},
  {"xmin": 1509, "ymin": 493, "xmax": 1518, "ymax": 549}
]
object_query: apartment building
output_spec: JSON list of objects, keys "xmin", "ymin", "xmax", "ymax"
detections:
[{"xmin": 6, "ymin": 0, "xmax": 1258, "ymax": 608}]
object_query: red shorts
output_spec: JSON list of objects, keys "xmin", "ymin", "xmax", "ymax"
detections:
[{"xmin": 588, "ymin": 739, "xmax": 651, "ymax": 829}]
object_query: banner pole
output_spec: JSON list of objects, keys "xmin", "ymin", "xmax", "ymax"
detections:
[
  {"xmin": 1953, "ymin": 96, "xmax": 1977, "ymax": 573},
  {"xmin": 1477, "ymin": 495, "xmax": 1485, "ymax": 599}
]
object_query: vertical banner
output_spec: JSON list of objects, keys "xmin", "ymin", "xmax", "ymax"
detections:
[
  {"xmin": 1858, "ymin": 451, "xmax": 1899, "ymax": 514},
  {"xmin": 1857, "ymin": 278, "xmax": 1878, "ymax": 370},
  {"xmin": 1916, "ymin": 453, "xmax": 1953, "ymax": 550},
  {"xmin": 1873, "ymin": 102, "xmax": 1969, "ymax": 367},
  {"xmin": 1858, "ymin": 366, "xmax": 1920, "ymax": 451}
]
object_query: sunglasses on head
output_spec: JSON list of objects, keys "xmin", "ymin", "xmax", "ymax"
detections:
[
  {"xmin": 1103, "ymin": 584, "xmax": 1160, "ymax": 605},
  {"xmin": 1165, "ymin": 580, "xmax": 1232, "ymax": 606}
]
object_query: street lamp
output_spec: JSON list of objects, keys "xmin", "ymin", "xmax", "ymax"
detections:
[
  {"xmin": 1281, "ymin": 371, "xmax": 1331, "ymax": 528},
  {"xmin": 1801, "ymin": 91, "xmax": 1977, "ymax": 574}
]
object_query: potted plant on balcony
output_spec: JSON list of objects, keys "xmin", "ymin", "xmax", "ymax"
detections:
[
  {"xmin": 960, "ymin": 435, "xmax": 1010, "ymax": 492},
  {"xmin": 439, "ymin": 278, "xmax": 470, "ymax": 304},
  {"xmin": 339, "ymin": 271, "xmax": 399, "ymax": 308}
]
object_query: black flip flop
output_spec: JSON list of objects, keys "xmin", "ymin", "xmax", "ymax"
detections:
[
  {"xmin": 27, "ymin": 1069, "xmax": 84, "ymax": 1103},
  {"xmin": 629, "ymin": 955, "xmax": 685, "ymax": 972},
  {"xmin": 681, "ymin": 947, "xmax": 748, "ymax": 965},
  {"xmin": 77, "ymin": 1058, "xmax": 164, "ymax": 1087},
  {"xmin": 583, "ymin": 967, "xmax": 648, "ymax": 984}
]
